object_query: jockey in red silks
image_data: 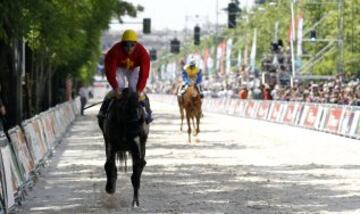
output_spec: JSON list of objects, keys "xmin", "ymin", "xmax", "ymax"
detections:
[{"xmin": 98, "ymin": 29, "xmax": 153, "ymax": 124}]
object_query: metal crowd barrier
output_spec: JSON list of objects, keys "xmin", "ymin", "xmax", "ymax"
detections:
[
  {"xmin": 150, "ymin": 94, "xmax": 360, "ymax": 140},
  {"xmin": 0, "ymin": 97, "xmax": 81, "ymax": 213}
]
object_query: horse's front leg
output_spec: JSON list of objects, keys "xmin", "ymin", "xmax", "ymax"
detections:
[
  {"xmin": 195, "ymin": 114, "xmax": 200, "ymax": 135},
  {"xmin": 180, "ymin": 108, "xmax": 184, "ymax": 131},
  {"xmin": 192, "ymin": 116, "xmax": 196, "ymax": 132},
  {"xmin": 179, "ymin": 104, "xmax": 184, "ymax": 131},
  {"xmin": 104, "ymin": 140, "xmax": 117, "ymax": 194},
  {"xmin": 131, "ymin": 137, "xmax": 147, "ymax": 207},
  {"xmin": 186, "ymin": 114, "xmax": 192, "ymax": 143}
]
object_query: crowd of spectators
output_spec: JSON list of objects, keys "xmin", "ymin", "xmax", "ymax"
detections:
[
  {"xmin": 148, "ymin": 74, "xmax": 360, "ymax": 106},
  {"xmin": 238, "ymin": 75, "xmax": 360, "ymax": 106},
  {"xmin": 147, "ymin": 39, "xmax": 359, "ymax": 106}
]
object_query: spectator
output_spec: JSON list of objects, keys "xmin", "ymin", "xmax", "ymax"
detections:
[
  {"xmin": 353, "ymin": 85, "xmax": 360, "ymax": 106},
  {"xmin": 252, "ymin": 87, "xmax": 262, "ymax": 100},
  {"xmin": 262, "ymin": 85, "xmax": 273, "ymax": 100},
  {"xmin": 78, "ymin": 83, "xmax": 89, "ymax": 116},
  {"xmin": 239, "ymin": 86, "xmax": 248, "ymax": 99}
]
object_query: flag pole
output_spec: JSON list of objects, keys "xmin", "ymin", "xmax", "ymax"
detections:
[{"xmin": 290, "ymin": 1, "xmax": 296, "ymax": 88}]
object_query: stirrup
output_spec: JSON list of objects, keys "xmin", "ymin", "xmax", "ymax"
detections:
[
  {"xmin": 145, "ymin": 115, "xmax": 153, "ymax": 124},
  {"xmin": 144, "ymin": 109, "xmax": 153, "ymax": 124},
  {"xmin": 141, "ymin": 106, "xmax": 153, "ymax": 124}
]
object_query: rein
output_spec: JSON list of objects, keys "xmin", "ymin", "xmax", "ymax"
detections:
[{"xmin": 83, "ymin": 101, "xmax": 103, "ymax": 110}]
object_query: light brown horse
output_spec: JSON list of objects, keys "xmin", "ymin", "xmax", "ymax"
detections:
[{"xmin": 178, "ymin": 83, "xmax": 202, "ymax": 142}]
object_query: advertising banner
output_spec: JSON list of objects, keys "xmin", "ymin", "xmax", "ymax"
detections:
[
  {"xmin": 323, "ymin": 107, "xmax": 343, "ymax": 133},
  {"xmin": 8, "ymin": 127, "xmax": 35, "ymax": 181},
  {"xmin": 268, "ymin": 102, "xmax": 282, "ymax": 122},
  {"xmin": 227, "ymin": 99, "xmax": 238, "ymax": 115},
  {"xmin": 245, "ymin": 100, "xmax": 256, "ymax": 117},
  {"xmin": 256, "ymin": 101, "xmax": 270, "ymax": 120},
  {"xmin": 301, "ymin": 104, "xmax": 320, "ymax": 129},
  {"xmin": 0, "ymin": 134, "xmax": 15, "ymax": 209},
  {"xmin": 339, "ymin": 108, "xmax": 356, "ymax": 136},
  {"xmin": 234, "ymin": 100, "xmax": 247, "ymax": 116},
  {"xmin": 22, "ymin": 121, "xmax": 43, "ymax": 165},
  {"xmin": 352, "ymin": 110, "xmax": 360, "ymax": 139},
  {"xmin": 283, "ymin": 103, "xmax": 299, "ymax": 124}
]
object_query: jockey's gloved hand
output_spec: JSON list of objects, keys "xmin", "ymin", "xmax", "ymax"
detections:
[{"xmin": 138, "ymin": 92, "xmax": 146, "ymax": 102}]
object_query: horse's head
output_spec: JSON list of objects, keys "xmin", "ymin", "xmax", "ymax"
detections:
[
  {"xmin": 185, "ymin": 84, "xmax": 200, "ymax": 100},
  {"xmin": 107, "ymin": 89, "xmax": 144, "ymax": 137}
]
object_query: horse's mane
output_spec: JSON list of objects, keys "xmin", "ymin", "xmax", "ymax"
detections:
[
  {"xmin": 183, "ymin": 84, "xmax": 201, "ymax": 104},
  {"xmin": 106, "ymin": 88, "xmax": 143, "ymax": 139}
]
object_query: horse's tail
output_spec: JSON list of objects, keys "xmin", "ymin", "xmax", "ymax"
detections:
[{"xmin": 116, "ymin": 151, "xmax": 128, "ymax": 172}]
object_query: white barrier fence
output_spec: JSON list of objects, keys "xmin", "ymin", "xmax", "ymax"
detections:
[
  {"xmin": 0, "ymin": 97, "xmax": 81, "ymax": 213},
  {"xmin": 150, "ymin": 94, "xmax": 360, "ymax": 140}
]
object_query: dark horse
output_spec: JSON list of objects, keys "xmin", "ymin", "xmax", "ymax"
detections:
[{"xmin": 98, "ymin": 88, "xmax": 149, "ymax": 207}]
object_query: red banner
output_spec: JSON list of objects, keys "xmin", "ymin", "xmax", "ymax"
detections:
[
  {"xmin": 283, "ymin": 103, "xmax": 297, "ymax": 124},
  {"xmin": 270, "ymin": 103, "xmax": 281, "ymax": 122},
  {"xmin": 256, "ymin": 102, "xmax": 270, "ymax": 120},
  {"xmin": 340, "ymin": 109, "xmax": 355, "ymax": 136},
  {"xmin": 303, "ymin": 105, "xmax": 319, "ymax": 128},
  {"xmin": 323, "ymin": 107, "xmax": 343, "ymax": 133},
  {"xmin": 217, "ymin": 41, "xmax": 226, "ymax": 76},
  {"xmin": 245, "ymin": 101, "xmax": 256, "ymax": 117}
]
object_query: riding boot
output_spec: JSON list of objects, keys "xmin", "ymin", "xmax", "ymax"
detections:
[
  {"xmin": 178, "ymin": 84, "xmax": 188, "ymax": 96},
  {"xmin": 140, "ymin": 95, "xmax": 153, "ymax": 124},
  {"xmin": 196, "ymin": 84, "xmax": 204, "ymax": 98}
]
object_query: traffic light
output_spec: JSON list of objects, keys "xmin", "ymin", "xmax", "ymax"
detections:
[
  {"xmin": 194, "ymin": 26, "xmax": 200, "ymax": 45},
  {"xmin": 149, "ymin": 49, "xmax": 157, "ymax": 61},
  {"xmin": 310, "ymin": 30, "xmax": 317, "ymax": 40},
  {"xmin": 228, "ymin": 2, "xmax": 239, "ymax": 28},
  {"xmin": 170, "ymin": 39, "xmax": 180, "ymax": 53},
  {"xmin": 143, "ymin": 18, "xmax": 151, "ymax": 34}
]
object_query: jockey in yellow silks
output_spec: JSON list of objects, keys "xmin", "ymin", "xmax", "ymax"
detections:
[{"xmin": 177, "ymin": 60, "xmax": 204, "ymax": 98}]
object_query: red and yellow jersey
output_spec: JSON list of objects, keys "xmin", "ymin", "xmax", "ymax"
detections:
[{"xmin": 105, "ymin": 41, "xmax": 150, "ymax": 92}]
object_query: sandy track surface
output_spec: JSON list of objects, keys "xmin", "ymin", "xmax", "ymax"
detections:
[{"xmin": 17, "ymin": 101, "xmax": 360, "ymax": 214}]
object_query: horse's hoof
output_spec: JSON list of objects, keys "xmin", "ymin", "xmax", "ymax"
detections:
[{"xmin": 105, "ymin": 182, "xmax": 116, "ymax": 194}]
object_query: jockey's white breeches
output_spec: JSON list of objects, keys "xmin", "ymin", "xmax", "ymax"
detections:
[{"xmin": 116, "ymin": 67, "xmax": 140, "ymax": 92}]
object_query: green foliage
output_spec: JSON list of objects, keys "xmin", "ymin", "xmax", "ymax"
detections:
[
  {"xmin": 0, "ymin": 0, "xmax": 139, "ymax": 83},
  {"xmin": 0, "ymin": 0, "xmax": 26, "ymax": 42}
]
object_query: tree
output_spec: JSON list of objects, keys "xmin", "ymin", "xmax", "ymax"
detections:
[{"xmin": 0, "ymin": 0, "xmax": 141, "ymax": 125}]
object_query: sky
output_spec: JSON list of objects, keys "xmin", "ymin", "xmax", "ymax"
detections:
[{"xmin": 109, "ymin": 0, "xmax": 255, "ymax": 32}]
